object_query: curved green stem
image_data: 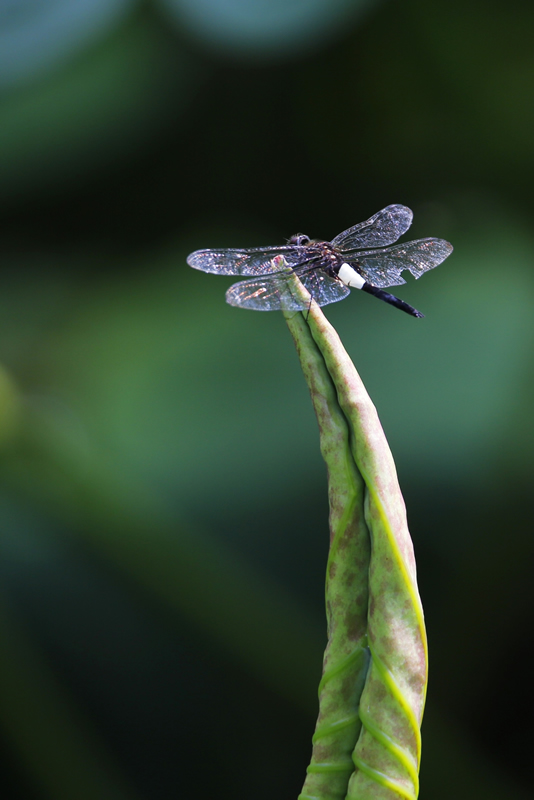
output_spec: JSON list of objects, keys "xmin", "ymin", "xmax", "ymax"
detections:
[
  {"xmin": 284, "ymin": 287, "xmax": 428, "ymax": 800},
  {"xmin": 285, "ymin": 310, "xmax": 371, "ymax": 800}
]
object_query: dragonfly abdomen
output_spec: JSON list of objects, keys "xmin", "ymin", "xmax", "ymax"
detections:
[
  {"xmin": 338, "ymin": 262, "xmax": 424, "ymax": 317},
  {"xmin": 337, "ymin": 263, "xmax": 366, "ymax": 290}
]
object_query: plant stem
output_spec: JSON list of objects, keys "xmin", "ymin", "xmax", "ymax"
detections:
[{"xmin": 284, "ymin": 300, "xmax": 427, "ymax": 800}]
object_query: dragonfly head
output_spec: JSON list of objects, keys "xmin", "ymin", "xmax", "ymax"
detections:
[{"xmin": 288, "ymin": 233, "xmax": 310, "ymax": 246}]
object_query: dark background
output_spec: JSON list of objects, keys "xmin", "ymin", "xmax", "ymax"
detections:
[{"xmin": 0, "ymin": 1, "xmax": 532, "ymax": 798}]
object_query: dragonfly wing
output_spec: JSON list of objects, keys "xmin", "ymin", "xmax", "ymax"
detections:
[
  {"xmin": 187, "ymin": 245, "xmax": 303, "ymax": 276},
  {"xmin": 225, "ymin": 269, "xmax": 350, "ymax": 311},
  {"xmin": 299, "ymin": 268, "xmax": 351, "ymax": 307},
  {"xmin": 347, "ymin": 238, "xmax": 453, "ymax": 288},
  {"xmin": 331, "ymin": 204, "xmax": 413, "ymax": 251}
]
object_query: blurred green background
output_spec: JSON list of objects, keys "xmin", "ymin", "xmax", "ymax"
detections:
[{"xmin": 0, "ymin": 1, "xmax": 533, "ymax": 798}]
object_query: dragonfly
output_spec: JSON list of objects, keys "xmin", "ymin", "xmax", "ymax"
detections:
[{"xmin": 187, "ymin": 205, "xmax": 453, "ymax": 318}]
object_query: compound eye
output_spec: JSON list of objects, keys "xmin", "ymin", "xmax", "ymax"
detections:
[{"xmin": 289, "ymin": 233, "xmax": 310, "ymax": 246}]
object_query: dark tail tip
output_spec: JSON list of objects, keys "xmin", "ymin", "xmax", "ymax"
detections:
[{"xmin": 362, "ymin": 283, "xmax": 425, "ymax": 318}]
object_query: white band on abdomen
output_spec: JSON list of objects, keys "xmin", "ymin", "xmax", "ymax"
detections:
[{"xmin": 338, "ymin": 263, "xmax": 366, "ymax": 290}]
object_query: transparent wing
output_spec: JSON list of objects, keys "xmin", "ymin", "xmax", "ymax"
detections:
[
  {"xmin": 347, "ymin": 238, "xmax": 453, "ymax": 288},
  {"xmin": 187, "ymin": 245, "xmax": 304, "ymax": 276},
  {"xmin": 331, "ymin": 204, "xmax": 413, "ymax": 251},
  {"xmin": 225, "ymin": 268, "xmax": 350, "ymax": 311}
]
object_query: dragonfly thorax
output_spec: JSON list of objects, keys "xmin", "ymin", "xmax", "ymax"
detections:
[{"xmin": 302, "ymin": 240, "xmax": 345, "ymax": 277}]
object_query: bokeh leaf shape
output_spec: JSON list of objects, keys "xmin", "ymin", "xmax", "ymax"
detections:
[
  {"xmin": 0, "ymin": 13, "xmax": 193, "ymax": 199},
  {"xmin": 160, "ymin": 0, "xmax": 378, "ymax": 58},
  {"xmin": 0, "ymin": 0, "xmax": 135, "ymax": 89},
  {"xmin": 0, "ymin": 364, "xmax": 20, "ymax": 446},
  {"xmin": 284, "ymin": 283, "xmax": 427, "ymax": 799}
]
